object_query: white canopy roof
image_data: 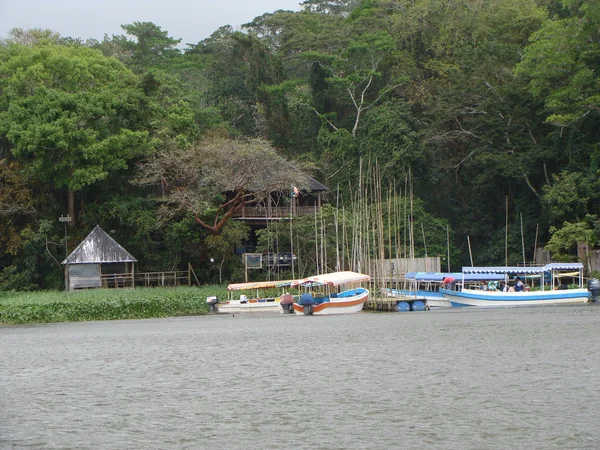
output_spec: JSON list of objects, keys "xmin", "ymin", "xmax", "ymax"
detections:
[
  {"xmin": 291, "ymin": 271, "xmax": 370, "ymax": 287},
  {"xmin": 227, "ymin": 280, "xmax": 294, "ymax": 291}
]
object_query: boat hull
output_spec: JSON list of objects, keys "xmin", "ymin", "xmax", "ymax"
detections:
[
  {"xmin": 384, "ymin": 289, "xmax": 450, "ymax": 307},
  {"xmin": 441, "ymin": 288, "xmax": 590, "ymax": 307},
  {"xmin": 292, "ymin": 289, "xmax": 369, "ymax": 315},
  {"xmin": 218, "ymin": 299, "xmax": 281, "ymax": 313}
]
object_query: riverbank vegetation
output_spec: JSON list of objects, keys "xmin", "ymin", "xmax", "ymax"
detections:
[
  {"xmin": 1, "ymin": 0, "xmax": 599, "ymax": 292},
  {"xmin": 0, "ymin": 286, "xmax": 225, "ymax": 324}
]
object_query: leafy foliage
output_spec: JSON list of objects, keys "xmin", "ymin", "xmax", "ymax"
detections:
[
  {"xmin": 3, "ymin": 0, "xmax": 600, "ymax": 292},
  {"xmin": 0, "ymin": 286, "xmax": 223, "ymax": 324}
]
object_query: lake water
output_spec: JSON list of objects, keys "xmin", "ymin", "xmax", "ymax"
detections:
[{"xmin": 2, "ymin": 305, "xmax": 600, "ymax": 449}]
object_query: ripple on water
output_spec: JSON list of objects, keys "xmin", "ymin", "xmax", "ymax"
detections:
[{"xmin": 2, "ymin": 306, "xmax": 600, "ymax": 449}]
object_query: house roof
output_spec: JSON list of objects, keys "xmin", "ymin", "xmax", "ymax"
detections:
[
  {"xmin": 61, "ymin": 225, "xmax": 137, "ymax": 265},
  {"xmin": 307, "ymin": 177, "xmax": 328, "ymax": 192}
]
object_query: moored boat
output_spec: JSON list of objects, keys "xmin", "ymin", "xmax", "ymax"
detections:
[
  {"xmin": 384, "ymin": 272, "xmax": 505, "ymax": 308},
  {"xmin": 290, "ymin": 271, "xmax": 370, "ymax": 315},
  {"xmin": 220, "ymin": 279, "xmax": 294, "ymax": 313},
  {"xmin": 440, "ymin": 263, "xmax": 590, "ymax": 307}
]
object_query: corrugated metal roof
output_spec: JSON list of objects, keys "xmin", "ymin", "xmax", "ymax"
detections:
[{"xmin": 61, "ymin": 225, "xmax": 137, "ymax": 265}]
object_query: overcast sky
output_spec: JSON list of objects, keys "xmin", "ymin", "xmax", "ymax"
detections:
[{"xmin": 0, "ymin": 0, "xmax": 303, "ymax": 46}]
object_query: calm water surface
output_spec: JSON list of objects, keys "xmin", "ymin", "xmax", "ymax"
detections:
[{"xmin": 2, "ymin": 305, "xmax": 600, "ymax": 449}]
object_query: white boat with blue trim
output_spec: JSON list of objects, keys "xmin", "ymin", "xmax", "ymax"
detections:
[
  {"xmin": 384, "ymin": 272, "xmax": 506, "ymax": 307},
  {"xmin": 440, "ymin": 263, "xmax": 590, "ymax": 307}
]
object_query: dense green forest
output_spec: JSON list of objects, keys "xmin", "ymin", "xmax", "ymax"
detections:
[{"xmin": 1, "ymin": 0, "xmax": 599, "ymax": 290}]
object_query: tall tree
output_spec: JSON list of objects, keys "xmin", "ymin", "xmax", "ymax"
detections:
[
  {"xmin": 0, "ymin": 43, "xmax": 155, "ymax": 226},
  {"xmin": 112, "ymin": 22, "xmax": 182, "ymax": 70}
]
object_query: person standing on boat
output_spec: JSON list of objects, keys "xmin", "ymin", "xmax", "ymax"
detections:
[{"xmin": 514, "ymin": 277, "xmax": 524, "ymax": 292}]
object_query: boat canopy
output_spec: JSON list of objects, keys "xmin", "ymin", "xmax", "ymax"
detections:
[
  {"xmin": 226, "ymin": 280, "xmax": 294, "ymax": 291},
  {"xmin": 462, "ymin": 263, "xmax": 584, "ymax": 274},
  {"xmin": 544, "ymin": 263, "xmax": 584, "ymax": 271},
  {"xmin": 406, "ymin": 272, "xmax": 504, "ymax": 282},
  {"xmin": 291, "ymin": 271, "xmax": 370, "ymax": 287}
]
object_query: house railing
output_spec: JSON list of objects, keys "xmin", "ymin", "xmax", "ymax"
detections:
[{"xmin": 232, "ymin": 205, "xmax": 321, "ymax": 219}]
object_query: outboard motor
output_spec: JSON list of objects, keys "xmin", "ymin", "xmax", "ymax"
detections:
[
  {"xmin": 206, "ymin": 296, "xmax": 218, "ymax": 312},
  {"xmin": 588, "ymin": 278, "xmax": 600, "ymax": 302},
  {"xmin": 297, "ymin": 293, "xmax": 315, "ymax": 315},
  {"xmin": 279, "ymin": 293, "xmax": 295, "ymax": 314}
]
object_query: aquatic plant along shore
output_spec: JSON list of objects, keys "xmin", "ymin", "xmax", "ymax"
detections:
[{"xmin": 0, "ymin": 286, "xmax": 225, "ymax": 324}]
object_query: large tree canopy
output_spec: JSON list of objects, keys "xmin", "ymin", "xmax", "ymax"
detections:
[
  {"xmin": 4, "ymin": 0, "xmax": 600, "ymax": 290},
  {"xmin": 0, "ymin": 43, "xmax": 155, "ymax": 222},
  {"xmin": 135, "ymin": 135, "xmax": 310, "ymax": 235}
]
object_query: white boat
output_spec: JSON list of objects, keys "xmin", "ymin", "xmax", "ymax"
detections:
[
  {"xmin": 384, "ymin": 272, "xmax": 505, "ymax": 308},
  {"xmin": 440, "ymin": 263, "xmax": 590, "ymax": 307},
  {"xmin": 220, "ymin": 279, "xmax": 294, "ymax": 313},
  {"xmin": 290, "ymin": 271, "xmax": 370, "ymax": 315}
]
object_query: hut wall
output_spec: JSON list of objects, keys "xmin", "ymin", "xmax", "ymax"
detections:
[{"xmin": 68, "ymin": 264, "xmax": 101, "ymax": 289}]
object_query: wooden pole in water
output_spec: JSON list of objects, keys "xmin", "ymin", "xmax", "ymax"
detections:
[
  {"xmin": 533, "ymin": 223, "xmax": 539, "ymax": 265},
  {"xmin": 387, "ymin": 183, "xmax": 393, "ymax": 286},
  {"xmin": 335, "ymin": 184, "xmax": 340, "ymax": 272},
  {"xmin": 314, "ymin": 204, "xmax": 319, "ymax": 275},
  {"xmin": 520, "ymin": 212, "xmax": 526, "ymax": 266},
  {"xmin": 505, "ymin": 195, "xmax": 509, "ymax": 266},
  {"xmin": 447, "ymin": 224, "xmax": 451, "ymax": 272},
  {"xmin": 421, "ymin": 222, "xmax": 428, "ymax": 271},
  {"xmin": 467, "ymin": 235, "xmax": 474, "ymax": 267},
  {"xmin": 290, "ymin": 197, "xmax": 295, "ymax": 279}
]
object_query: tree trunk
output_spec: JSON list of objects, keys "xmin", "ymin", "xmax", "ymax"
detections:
[{"xmin": 68, "ymin": 190, "xmax": 75, "ymax": 229}]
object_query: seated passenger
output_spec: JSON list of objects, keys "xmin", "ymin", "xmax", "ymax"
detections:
[{"xmin": 514, "ymin": 277, "xmax": 524, "ymax": 292}]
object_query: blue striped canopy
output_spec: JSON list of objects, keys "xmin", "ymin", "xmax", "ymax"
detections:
[
  {"xmin": 462, "ymin": 263, "xmax": 583, "ymax": 274},
  {"xmin": 406, "ymin": 272, "xmax": 504, "ymax": 281}
]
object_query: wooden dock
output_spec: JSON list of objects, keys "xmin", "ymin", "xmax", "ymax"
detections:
[{"xmin": 365, "ymin": 296, "xmax": 425, "ymax": 311}]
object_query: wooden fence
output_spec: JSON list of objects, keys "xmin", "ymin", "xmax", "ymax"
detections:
[{"xmin": 100, "ymin": 269, "xmax": 194, "ymax": 288}]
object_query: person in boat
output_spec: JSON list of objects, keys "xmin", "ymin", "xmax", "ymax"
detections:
[
  {"xmin": 514, "ymin": 277, "xmax": 524, "ymax": 292},
  {"xmin": 442, "ymin": 276, "xmax": 456, "ymax": 290},
  {"xmin": 479, "ymin": 281, "xmax": 489, "ymax": 291},
  {"xmin": 499, "ymin": 281, "xmax": 508, "ymax": 292},
  {"xmin": 488, "ymin": 281, "xmax": 498, "ymax": 291}
]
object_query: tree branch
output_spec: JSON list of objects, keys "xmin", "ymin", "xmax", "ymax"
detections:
[{"xmin": 521, "ymin": 171, "xmax": 542, "ymax": 204}]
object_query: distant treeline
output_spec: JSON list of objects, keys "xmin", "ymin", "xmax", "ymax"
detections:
[{"xmin": 1, "ymin": 0, "xmax": 599, "ymax": 290}]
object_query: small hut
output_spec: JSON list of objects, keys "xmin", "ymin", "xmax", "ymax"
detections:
[{"xmin": 61, "ymin": 225, "xmax": 137, "ymax": 291}]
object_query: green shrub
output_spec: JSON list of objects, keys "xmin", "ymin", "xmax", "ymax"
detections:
[{"xmin": 0, "ymin": 286, "xmax": 227, "ymax": 324}]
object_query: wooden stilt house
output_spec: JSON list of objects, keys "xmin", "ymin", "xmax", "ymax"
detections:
[{"xmin": 61, "ymin": 225, "xmax": 137, "ymax": 291}]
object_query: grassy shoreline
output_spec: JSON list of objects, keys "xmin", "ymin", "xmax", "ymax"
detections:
[{"xmin": 0, "ymin": 286, "xmax": 227, "ymax": 325}]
